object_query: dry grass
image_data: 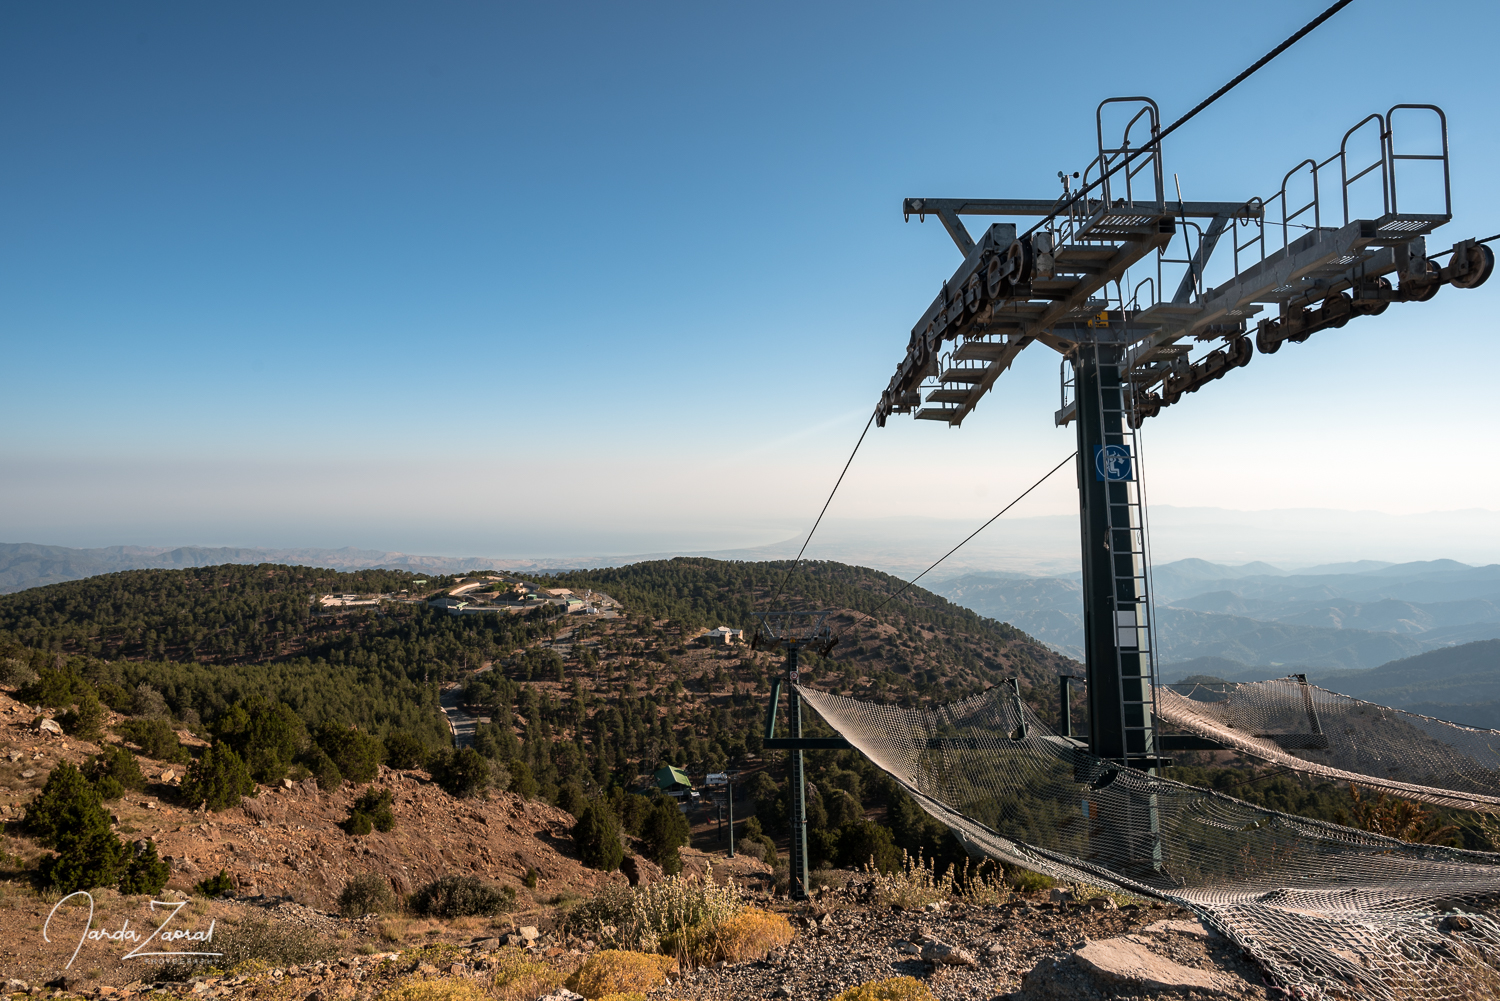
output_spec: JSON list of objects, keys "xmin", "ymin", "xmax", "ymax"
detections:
[
  {"xmin": 710, "ymin": 908, "xmax": 793, "ymax": 963},
  {"xmin": 831, "ymin": 976, "xmax": 937, "ymax": 1001},
  {"xmin": 864, "ymin": 851, "xmax": 953, "ymax": 910},
  {"xmin": 377, "ymin": 976, "xmax": 492, "ymax": 1001},
  {"xmin": 487, "ymin": 947, "xmax": 565, "ymax": 1001},
  {"xmin": 956, "ymin": 858, "xmax": 1011, "ymax": 906},
  {"xmin": 566, "ymin": 950, "xmax": 677, "ymax": 999},
  {"xmin": 378, "ymin": 918, "xmax": 411, "ymax": 942}
]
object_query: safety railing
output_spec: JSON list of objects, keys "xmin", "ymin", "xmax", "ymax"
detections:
[{"xmin": 1216, "ymin": 106, "xmax": 1450, "ymax": 295}]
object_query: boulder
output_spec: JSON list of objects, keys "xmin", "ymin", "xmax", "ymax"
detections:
[
  {"xmin": 621, "ymin": 854, "xmax": 664, "ymax": 887},
  {"xmin": 534, "ymin": 991, "xmax": 585, "ymax": 1001},
  {"xmin": 36, "ymin": 717, "xmax": 63, "ymax": 735},
  {"xmin": 1142, "ymin": 918, "xmax": 1217, "ymax": 940},
  {"xmin": 1017, "ymin": 936, "xmax": 1240, "ymax": 1001},
  {"xmin": 920, "ymin": 942, "xmax": 977, "ymax": 967}
]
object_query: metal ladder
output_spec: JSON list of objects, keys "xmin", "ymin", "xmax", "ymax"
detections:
[{"xmin": 1082, "ymin": 337, "xmax": 1160, "ymax": 770}]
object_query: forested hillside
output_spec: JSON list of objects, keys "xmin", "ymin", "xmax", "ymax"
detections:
[{"xmin": 0, "ymin": 557, "xmax": 1082, "ymax": 871}]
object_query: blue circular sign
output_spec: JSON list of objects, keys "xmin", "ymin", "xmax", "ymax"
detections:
[{"xmin": 1095, "ymin": 444, "xmax": 1133, "ymax": 481}]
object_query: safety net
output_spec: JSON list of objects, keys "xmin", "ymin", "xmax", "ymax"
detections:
[
  {"xmin": 1156, "ymin": 677, "xmax": 1500, "ymax": 812},
  {"xmin": 797, "ymin": 684, "xmax": 1500, "ymax": 1000}
]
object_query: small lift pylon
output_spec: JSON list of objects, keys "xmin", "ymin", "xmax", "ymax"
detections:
[{"xmin": 753, "ymin": 610, "xmax": 845, "ymax": 901}]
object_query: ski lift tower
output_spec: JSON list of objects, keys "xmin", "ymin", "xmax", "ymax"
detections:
[
  {"xmin": 874, "ymin": 98, "xmax": 1491, "ymax": 791},
  {"xmin": 753, "ymin": 610, "xmax": 845, "ymax": 900}
]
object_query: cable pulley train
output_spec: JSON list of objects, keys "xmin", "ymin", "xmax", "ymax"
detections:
[{"xmin": 873, "ymin": 97, "xmax": 1491, "ymax": 776}]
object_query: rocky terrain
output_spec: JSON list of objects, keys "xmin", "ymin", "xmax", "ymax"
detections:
[{"xmin": 0, "ymin": 887, "xmax": 1274, "ymax": 1001}]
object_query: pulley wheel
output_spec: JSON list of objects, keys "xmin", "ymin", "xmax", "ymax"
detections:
[
  {"xmin": 1452, "ymin": 243, "xmax": 1495, "ymax": 290},
  {"xmin": 1255, "ymin": 321, "xmax": 1282, "ymax": 355},
  {"xmin": 1322, "ymin": 293, "xmax": 1353, "ymax": 329},
  {"xmin": 985, "ymin": 255, "xmax": 1007, "ymax": 298},
  {"xmin": 1402, "ymin": 259, "xmax": 1441, "ymax": 302},
  {"xmin": 1006, "ymin": 238, "xmax": 1033, "ymax": 285},
  {"xmin": 1229, "ymin": 336, "xmax": 1253, "ymax": 368}
]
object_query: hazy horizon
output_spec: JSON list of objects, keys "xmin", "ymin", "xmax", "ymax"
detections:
[{"xmin": 3, "ymin": 2, "xmax": 1497, "ymax": 566}]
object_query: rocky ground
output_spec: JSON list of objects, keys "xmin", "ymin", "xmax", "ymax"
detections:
[
  {"xmin": 0, "ymin": 883, "xmax": 1276, "ymax": 1001},
  {"xmin": 670, "ymin": 886, "xmax": 1272, "ymax": 1001}
]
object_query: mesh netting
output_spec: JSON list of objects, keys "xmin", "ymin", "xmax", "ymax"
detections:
[
  {"xmin": 797, "ymin": 684, "xmax": 1500, "ymax": 1000},
  {"xmin": 1157, "ymin": 678, "xmax": 1500, "ymax": 812}
]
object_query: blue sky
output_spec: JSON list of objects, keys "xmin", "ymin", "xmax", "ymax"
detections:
[{"xmin": 3, "ymin": 1, "xmax": 1498, "ymax": 561}]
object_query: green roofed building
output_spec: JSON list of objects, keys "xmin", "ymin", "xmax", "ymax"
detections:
[{"xmin": 654, "ymin": 765, "xmax": 691, "ymax": 796}]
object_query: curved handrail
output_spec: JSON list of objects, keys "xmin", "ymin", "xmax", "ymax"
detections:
[
  {"xmin": 1339, "ymin": 113, "xmax": 1387, "ymax": 226},
  {"xmin": 1278, "ymin": 158, "xmax": 1320, "ymax": 251},
  {"xmin": 1096, "ymin": 97, "xmax": 1162, "ymax": 207},
  {"xmin": 1387, "ymin": 104, "xmax": 1451, "ymax": 218}
]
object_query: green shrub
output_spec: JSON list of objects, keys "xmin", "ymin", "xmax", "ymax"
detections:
[
  {"xmin": 195, "ymin": 869, "xmax": 235, "ymax": 897},
  {"xmin": 303, "ymin": 746, "xmax": 341, "ymax": 791},
  {"xmin": 574, "ymin": 802, "xmax": 624, "ymax": 872},
  {"xmin": 556, "ymin": 781, "xmax": 588, "ymax": 818},
  {"xmin": 338, "ymin": 873, "xmax": 398, "ymax": 917},
  {"xmin": 114, "ymin": 718, "xmax": 188, "ymax": 763},
  {"xmin": 346, "ymin": 787, "xmax": 395, "ymax": 834},
  {"xmin": 43, "ymin": 817, "xmax": 126, "ymax": 894},
  {"xmin": 60, "ymin": 692, "xmax": 106, "ymax": 741},
  {"xmin": 316, "ymin": 723, "xmax": 382, "ymax": 785},
  {"xmin": 410, "ymin": 875, "xmax": 516, "ymax": 918},
  {"xmin": 212, "ymin": 698, "xmax": 306, "ymax": 784},
  {"xmin": 17, "ymin": 664, "xmax": 92, "ymax": 708},
  {"xmin": 118, "ymin": 839, "xmax": 171, "ymax": 895},
  {"xmin": 836, "ymin": 820, "xmax": 900, "ymax": 873},
  {"xmin": 27, "ymin": 764, "xmax": 126, "ymax": 893},
  {"xmin": 430, "ymin": 748, "xmax": 489, "ymax": 799},
  {"xmin": 179, "ymin": 743, "xmax": 256, "ymax": 811},
  {"xmin": 152, "ymin": 918, "xmax": 333, "ymax": 980},
  {"xmin": 638, "ymin": 796, "xmax": 690, "ymax": 875},
  {"xmin": 88, "ymin": 745, "xmax": 146, "ymax": 796},
  {"xmin": 508, "ymin": 758, "xmax": 539, "ymax": 800},
  {"xmin": 1005, "ymin": 865, "xmax": 1055, "ymax": 893},
  {"xmin": 25, "ymin": 761, "xmax": 103, "ymax": 846},
  {"xmin": 383, "ymin": 731, "xmax": 428, "ymax": 770}
]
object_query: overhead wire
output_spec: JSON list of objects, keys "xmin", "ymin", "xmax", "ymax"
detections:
[
  {"xmin": 764, "ymin": 408, "xmax": 877, "ymax": 610},
  {"xmin": 838, "ymin": 451, "xmax": 1077, "ymax": 638}
]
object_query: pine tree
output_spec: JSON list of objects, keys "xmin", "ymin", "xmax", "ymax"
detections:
[
  {"xmin": 43, "ymin": 810, "xmax": 126, "ymax": 893},
  {"xmin": 25, "ymin": 761, "xmax": 103, "ymax": 845},
  {"xmin": 118, "ymin": 839, "xmax": 171, "ymax": 895},
  {"xmin": 25, "ymin": 763, "xmax": 127, "ymax": 893},
  {"xmin": 179, "ymin": 743, "xmax": 256, "ymax": 811},
  {"xmin": 573, "ymin": 801, "xmax": 624, "ymax": 872},
  {"xmin": 60, "ymin": 692, "xmax": 106, "ymax": 742}
]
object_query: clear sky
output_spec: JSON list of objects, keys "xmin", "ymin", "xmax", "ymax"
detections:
[{"xmin": 3, "ymin": 1, "xmax": 1498, "ymax": 562}]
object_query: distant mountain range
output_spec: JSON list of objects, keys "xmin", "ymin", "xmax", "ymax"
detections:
[
  {"xmin": 930, "ymin": 559, "xmax": 1500, "ymax": 672},
  {"xmin": 0, "ymin": 542, "xmax": 569, "ymax": 593},
  {"xmin": 1169, "ymin": 641, "xmax": 1500, "ymax": 729}
]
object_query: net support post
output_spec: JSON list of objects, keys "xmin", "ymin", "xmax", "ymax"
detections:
[{"xmin": 786, "ymin": 645, "xmax": 811, "ymax": 901}]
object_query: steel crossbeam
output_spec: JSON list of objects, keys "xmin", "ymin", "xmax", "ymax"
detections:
[{"xmin": 878, "ymin": 101, "xmax": 1489, "ymax": 432}]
